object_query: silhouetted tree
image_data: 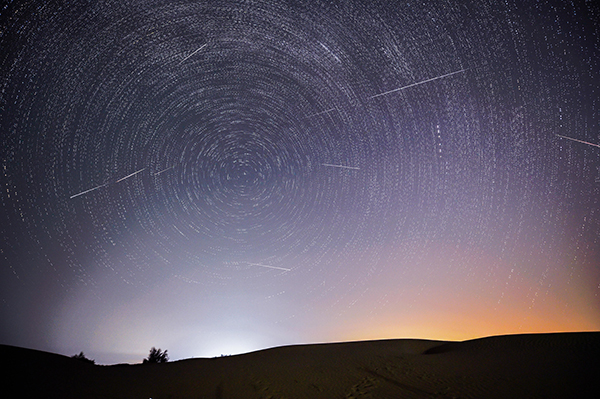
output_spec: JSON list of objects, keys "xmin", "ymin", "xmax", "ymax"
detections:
[
  {"xmin": 143, "ymin": 347, "xmax": 169, "ymax": 364},
  {"xmin": 71, "ymin": 351, "xmax": 95, "ymax": 365}
]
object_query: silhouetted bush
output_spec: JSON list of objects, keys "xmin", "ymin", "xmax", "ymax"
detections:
[
  {"xmin": 143, "ymin": 347, "xmax": 169, "ymax": 364},
  {"xmin": 71, "ymin": 351, "xmax": 95, "ymax": 364}
]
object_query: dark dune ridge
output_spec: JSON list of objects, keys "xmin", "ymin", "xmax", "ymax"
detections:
[{"xmin": 4, "ymin": 332, "xmax": 599, "ymax": 398}]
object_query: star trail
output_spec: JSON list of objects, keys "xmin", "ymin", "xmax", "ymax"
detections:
[{"xmin": 1, "ymin": 0, "xmax": 599, "ymax": 364}]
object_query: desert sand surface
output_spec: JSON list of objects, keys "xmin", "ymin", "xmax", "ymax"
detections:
[{"xmin": 3, "ymin": 331, "xmax": 599, "ymax": 398}]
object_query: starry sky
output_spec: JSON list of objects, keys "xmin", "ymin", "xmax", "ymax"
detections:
[{"xmin": 1, "ymin": 0, "xmax": 599, "ymax": 364}]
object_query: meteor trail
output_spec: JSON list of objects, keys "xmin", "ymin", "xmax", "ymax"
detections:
[
  {"xmin": 368, "ymin": 69, "xmax": 467, "ymax": 99},
  {"xmin": 556, "ymin": 134, "xmax": 600, "ymax": 148},
  {"xmin": 116, "ymin": 167, "xmax": 146, "ymax": 183},
  {"xmin": 305, "ymin": 108, "xmax": 338, "ymax": 118},
  {"xmin": 178, "ymin": 43, "xmax": 207, "ymax": 65},
  {"xmin": 153, "ymin": 166, "xmax": 174, "ymax": 176},
  {"xmin": 69, "ymin": 183, "xmax": 108, "ymax": 199},
  {"xmin": 322, "ymin": 163, "xmax": 360, "ymax": 170},
  {"xmin": 319, "ymin": 42, "xmax": 341, "ymax": 63},
  {"xmin": 246, "ymin": 262, "xmax": 291, "ymax": 272}
]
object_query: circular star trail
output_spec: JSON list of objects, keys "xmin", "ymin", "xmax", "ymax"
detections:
[{"xmin": 1, "ymin": 0, "xmax": 599, "ymax": 362}]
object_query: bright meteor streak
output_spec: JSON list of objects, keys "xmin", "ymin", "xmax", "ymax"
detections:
[
  {"xmin": 178, "ymin": 43, "xmax": 207, "ymax": 65},
  {"xmin": 153, "ymin": 166, "xmax": 174, "ymax": 176},
  {"xmin": 556, "ymin": 134, "xmax": 600, "ymax": 148},
  {"xmin": 69, "ymin": 183, "xmax": 108, "ymax": 199},
  {"xmin": 116, "ymin": 168, "xmax": 146, "ymax": 183},
  {"xmin": 322, "ymin": 163, "xmax": 360, "ymax": 170},
  {"xmin": 70, "ymin": 167, "xmax": 146, "ymax": 198},
  {"xmin": 246, "ymin": 262, "xmax": 291, "ymax": 272},
  {"xmin": 368, "ymin": 69, "xmax": 467, "ymax": 99}
]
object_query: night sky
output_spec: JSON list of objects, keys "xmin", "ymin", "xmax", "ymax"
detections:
[{"xmin": 1, "ymin": 0, "xmax": 599, "ymax": 364}]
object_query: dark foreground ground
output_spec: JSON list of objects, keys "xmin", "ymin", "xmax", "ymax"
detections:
[{"xmin": 3, "ymin": 331, "xmax": 600, "ymax": 398}]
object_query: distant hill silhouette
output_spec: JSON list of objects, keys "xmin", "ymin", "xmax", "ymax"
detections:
[{"xmin": 3, "ymin": 332, "xmax": 600, "ymax": 398}]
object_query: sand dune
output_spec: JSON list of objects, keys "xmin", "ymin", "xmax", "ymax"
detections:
[{"xmin": 3, "ymin": 332, "xmax": 599, "ymax": 398}]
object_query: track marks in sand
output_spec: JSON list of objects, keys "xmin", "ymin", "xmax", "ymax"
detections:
[
  {"xmin": 362, "ymin": 359, "xmax": 469, "ymax": 399},
  {"xmin": 363, "ymin": 367, "xmax": 439, "ymax": 397},
  {"xmin": 345, "ymin": 376, "xmax": 378, "ymax": 398},
  {"xmin": 250, "ymin": 378, "xmax": 288, "ymax": 399}
]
